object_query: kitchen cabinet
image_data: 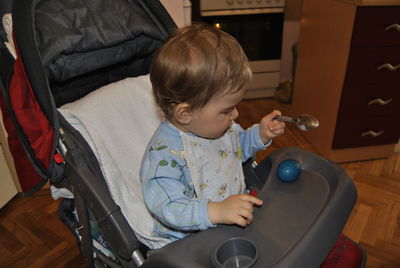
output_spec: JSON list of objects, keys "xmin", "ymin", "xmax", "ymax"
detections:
[
  {"xmin": 160, "ymin": 0, "xmax": 191, "ymax": 27},
  {"xmin": 292, "ymin": 0, "xmax": 400, "ymax": 162}
]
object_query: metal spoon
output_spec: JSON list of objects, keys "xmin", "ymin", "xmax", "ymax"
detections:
[{"xmin": 275, "ymin": 114, "xmax": 319, "ymax": 131}]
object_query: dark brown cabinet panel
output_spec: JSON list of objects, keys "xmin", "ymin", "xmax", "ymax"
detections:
[
  {"xmin": 338, "ymin": 84, "xmax": 400, "ymax": 118},
  {"xmin": 344, "ymin": 47, "xmax": 400, "ymax": 86},
  {"xmin": 351, "ymin": 6, "xmax": 400, "ymax": 47},
  {"xmin": 333, "ymin": 6, "xmax": 400, "ymax": 150},
  {"xmin": 333, "ymin": 115, "xmax": 400, "ymax": 149},
  {"xmin": 293, "ymin": 0, "xmax": 399, "ymax": 162}
]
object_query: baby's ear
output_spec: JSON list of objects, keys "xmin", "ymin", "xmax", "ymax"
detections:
[{"xmin": 173, "ymin": 102, "xmax": 193, "ymax": 124}]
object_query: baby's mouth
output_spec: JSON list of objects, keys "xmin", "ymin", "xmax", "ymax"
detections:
[{"xmin": 223, "ymin": 122, "xmax": 233, "ymax": 134}]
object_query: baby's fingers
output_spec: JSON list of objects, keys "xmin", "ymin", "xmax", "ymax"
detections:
[
  {"xmin": 231, "ymin": 208, "xmax": 253, "ymax": 226},
  {"xmin": 240, "ymin": 194, "xmax": 263, "ymax": 206},
  {"xmin": 233, "ymin": 214, "xmax": 249, "ymax": 227},
  {"xmin": 264, "ymin": 110, "xmax": 281, "ymax": 121},
  {"xmin": 240, "ymin": 208, "xmax": 254, "ymax": 224},
  {"xmin": 269, "ymin": 122, "xmax": 285, "ymax": 135}
]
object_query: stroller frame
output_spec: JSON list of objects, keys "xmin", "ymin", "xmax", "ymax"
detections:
[{"xmin": 59, "ymin": 115, "xmax": 149, "ymax": 267}]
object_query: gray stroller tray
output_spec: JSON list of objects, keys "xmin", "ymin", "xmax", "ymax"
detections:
[{"xmin": 147, "ymin": 146, "xmax": 357, "ymax": 268}]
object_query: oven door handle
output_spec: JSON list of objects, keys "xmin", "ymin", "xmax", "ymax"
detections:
[{"xmin": 201, "ymin": 8, "xmax": 284, "ymax": 17}]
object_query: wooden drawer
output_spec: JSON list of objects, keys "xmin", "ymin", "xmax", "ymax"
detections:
[
  {"xmin": 338, "ymin": 84, "xmax": 400, "ymax": 118},
  {"xmin": 332, "ymin": 115, "xmax": 400, "ymax": 149},
  {"xmin": 344, "ymin": 46, "xmax": 400, "ymax": 86},
  {"xmin": 351, "ymin": 6, "xmax": 400, "ymax": 47}
]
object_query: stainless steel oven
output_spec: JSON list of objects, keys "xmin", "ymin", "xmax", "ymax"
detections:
[{"xmin": 199, "ymin": 0, "xmax": 285, "ymax": 98}]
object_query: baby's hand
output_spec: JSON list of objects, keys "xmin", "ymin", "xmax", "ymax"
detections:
[
  {"xmin": 259, "ymin": 110, "xmax": 285, "ymax": 144},
  {"xmin": 208, "ymin": 194, "xmax": 263, "ymax": 227}
]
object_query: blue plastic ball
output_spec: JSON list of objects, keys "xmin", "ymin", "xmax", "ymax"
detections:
[{"xmin": 277, "ymin": 159, "xmax": 301, "ymax": 182}]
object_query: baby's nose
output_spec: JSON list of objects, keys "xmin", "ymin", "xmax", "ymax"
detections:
[{"xmin": 230, "ymin": 108, "xmax": 239, "ymax": 120}]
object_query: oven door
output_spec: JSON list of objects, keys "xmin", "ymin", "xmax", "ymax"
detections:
[
  {"xmin": 200, "ymin": 8, "xmax": 284, "ymax": 97},
  {"xmin": 200, "ymin": 8, "xmax": 284, "ymax": 63}
]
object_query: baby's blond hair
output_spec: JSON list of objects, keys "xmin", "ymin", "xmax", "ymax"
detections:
[{"xmin": 150, "ymin": 23, "xmax": 252, "ymax": 118}]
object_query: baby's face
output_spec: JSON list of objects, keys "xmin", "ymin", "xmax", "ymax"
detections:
[{"xmin": 187, "ymin": 89, "xmax": 246, "ymax": 139}]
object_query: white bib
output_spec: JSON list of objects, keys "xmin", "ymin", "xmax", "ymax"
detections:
[{"xmin": 180, "ymin": 126, "xmax": 245, "ymax": 202}]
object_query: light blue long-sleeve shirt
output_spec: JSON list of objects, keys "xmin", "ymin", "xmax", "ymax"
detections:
[{"xmin": 140, "ymin": 121, "xmax": 268, "ymax": 243}]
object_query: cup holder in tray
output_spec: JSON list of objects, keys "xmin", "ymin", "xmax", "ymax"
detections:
[{"xmin": 212, "ymin": 237, "xmax": 258, "ymax": 268}]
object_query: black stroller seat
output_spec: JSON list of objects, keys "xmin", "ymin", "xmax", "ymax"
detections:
[{"xmin": 0, "ymin": 0, "xmax": 366, "ymax": 267}]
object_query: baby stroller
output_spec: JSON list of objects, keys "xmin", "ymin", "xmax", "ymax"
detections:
[{"xmin": 0, "ymin": 0, "xmax": 367, "ymax": 267}]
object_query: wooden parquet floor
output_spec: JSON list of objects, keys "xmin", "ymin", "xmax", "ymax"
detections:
[
  {"xmin": 0, "ymin": 97, "xmax": 399, "ymax": 267},
  {"xmin": 0, "ymin": 190, "xmax": 85, "ymax": 268}
]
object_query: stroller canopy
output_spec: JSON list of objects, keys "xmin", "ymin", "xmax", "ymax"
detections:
[{"xmin": 1, "ymin": 0, "xmax": 175, "ymax": 192}]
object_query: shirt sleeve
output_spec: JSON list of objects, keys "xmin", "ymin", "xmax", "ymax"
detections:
[
  {"xmin": 140, "ymin": 137, "xmax": 215, "ymax": 231},
  {"xmin": 236, "ymin": 123, "xmax": 272, "ymax": 162}
]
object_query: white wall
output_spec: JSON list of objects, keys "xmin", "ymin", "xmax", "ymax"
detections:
[
  {"xmin": 0, "ymin": 145, "xmax": 17, "ymax": 208},
  {"xmin": 280, "ymin": 0, "xmax": 303, "ymax": 83},
  {"xmin": 280, "ymin": 21, "xmax": 300, "ymax": 83},
  {"xmin": 160, "ymin": 0, "xmax": 191, "ymax": 27}
]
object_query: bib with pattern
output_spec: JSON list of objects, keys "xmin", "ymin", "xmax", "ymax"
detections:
[{"xmin": 180, "ymin": 125, "xmax": 245, "ymax": 202}]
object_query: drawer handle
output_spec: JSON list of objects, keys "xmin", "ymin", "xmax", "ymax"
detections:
[
  {"xmin": 377, "ymin": 63, "xmax": 400, "ymax": 71},
  {"xmin": 368, "ymin": 98, "xmax": 392, "ymax": 106},
  {"xmin": 361, "ymin": 130, "xmax": 384, "ymax": 138},
  {"xmin": 385, "ymin": 24, "xmax": 400, "ymax": 32}
]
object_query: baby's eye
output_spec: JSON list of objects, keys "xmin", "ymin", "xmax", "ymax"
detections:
[{"xmin": 222, "ymin": 107, "xmax": 235, "ymax": 115}]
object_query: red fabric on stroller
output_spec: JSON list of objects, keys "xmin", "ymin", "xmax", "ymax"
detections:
[
  {"xmin": 0, "ymin": 45, "xmax": 54, "ymax": 191},
  {"xmin": 321, "ymin": 234, "xmax": 364, "ymax": 268},
  {"xmin": 10, "ymin": 50, "xmax": 54, "ymax": 168},
  {"xmin": 0, "ymin": 90, "xmax": 41, "ymax": 191}
]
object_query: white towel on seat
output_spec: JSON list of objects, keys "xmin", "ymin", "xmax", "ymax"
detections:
[{"xmin": 59, "ymin": 75, "xmax": 169, "ymax": 249}]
